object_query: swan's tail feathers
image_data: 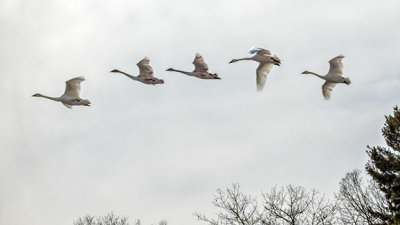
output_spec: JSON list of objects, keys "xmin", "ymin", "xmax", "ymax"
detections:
[
  {"xmin": 344, "ymin": 77, "xmax": 351, "ymax": 85},
  {"xmin": 212, "ymin": 73, "xmax": 221, "ymax": 79},
  {"xmin": 248, "ymin": 47, "xmax": 263, "ymax": 54}
]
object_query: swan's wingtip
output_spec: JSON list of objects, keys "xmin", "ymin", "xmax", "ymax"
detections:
[
  {"xmin": 248, "ymin": 46, "xmax": 263, "ymax": 54},
  {"xmin": 329, "ymin": 55, "xmax": 345, "ymax": 62}
]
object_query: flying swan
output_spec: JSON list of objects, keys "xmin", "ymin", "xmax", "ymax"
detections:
[
  {"xmin": 32, "ymin": 76, "xmax": 91, "ymax": 108},
  {"xmin": 229, "ymin": 47, "xmax": 281, "ymax": 91},
  {"xmin": 302, "ymin": 55, "xmax": 351, "ymax": 100},
  {"xmin": 166, "ymin": 53, "xmax": 220, "ymax": 79},
  {"xmin": 111, "ymin": 57, "xmax": 165, "ymax": 85}
]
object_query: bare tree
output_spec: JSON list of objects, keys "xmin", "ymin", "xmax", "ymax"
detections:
[
  {"xmin": 74, "ymin": 212, "xmax": 167, "ymax": 225},
  {"xmin": 195, "ymin": 184, "xmax": 261, "ymax": 225},
  {"xmin": 336, "ymin": 169, "xmax": 389, "ymax": 225},
  {"xmin": 157, "ymin": 220, "xmax": 168, "ymax": 225},
  {"xmin": 195, "ymin": 184, "xmax": 339, "ymax": 225},
  {"xmin": 262, "ymin": 185, "xmax": 339, "ymax": 225},
  {"xmin": 74, "ymin": 212, "xmax": 129, "ymax": 225},
  {"xmin": 307, "ymin": 192, "xmax": 339, "ymax": 225}
]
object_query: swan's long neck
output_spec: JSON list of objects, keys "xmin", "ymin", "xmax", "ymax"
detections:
[
  {"xmin": 167, "ymin": 68, "xmax": 190, "ymax": 75},
  {"xmin": 111, "ymin": 69, "xmax": 137, "ymax": 80},
  {"xmin": 306, "ymin": 71, "xmax": 326, "ymax": 80},
  {"xmin": 229, "ymin": 57, "xmax": 253, "ymax": 63},
  {"xmin": 36, "ymin": 94, "xmax": 61, "ymax": 102}
]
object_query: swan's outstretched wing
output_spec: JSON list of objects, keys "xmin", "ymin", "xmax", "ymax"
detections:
[
  {"xmin": 137, "ymin": 57, "xmax": 154, "ymax": 77},
  {"xmin": 256, "ymin": 63, "xmax": 273, "ymax": 92},
  {"xmin": 328, "ymin": 55, "xmax": 344, "ymax": 76},
  {"xmin": 64, "ymin": 76, "xmax": 85, "ymax": 98},
  {"xmin": 322, "ymin": 81, "xmax": 336, "ymax": 100},
  {"xmin": 193, "ymin": 53, "xmax": 209, "ymax": 72}
]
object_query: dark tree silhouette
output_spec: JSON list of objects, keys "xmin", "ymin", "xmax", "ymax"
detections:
[{"xmin": 366, "ymin": 106, "xmax": 400, "ymax": 224}]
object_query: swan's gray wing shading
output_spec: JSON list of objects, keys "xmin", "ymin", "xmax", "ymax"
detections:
[
  {"xmin": 137, "ymin": 57, "xmax": 154, "ymax": 77},
  {"xmin": 193, "ymin": 53, "xmax": 209, "ymax": 72},
  {"xmin": 322, "ymin": 81, "xmax": 336, "ymax": 100},
  {"xmin": 256, "ymin": 63, "xmax": 273, "ymax": 92},
  {"xmin": 64, "ymin": 76, "xmax": 84, "ymax": 98},
  {"xmin": 328, "ymin": 55, "xmax": 344, "ymax": 76},
  {"xmin": 255, "ymin": 49, "xmax": 272, "ymax": 57}
]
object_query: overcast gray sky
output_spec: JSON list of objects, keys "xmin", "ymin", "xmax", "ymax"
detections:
[{"xmin": 1, "ymin": 0, "xmax": 399, "ymax": 224}]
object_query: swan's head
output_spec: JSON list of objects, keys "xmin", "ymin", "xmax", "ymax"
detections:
[
  {"xmin": 343, "ymin": 77, "xmax": 351, "ymax": 85},
  {"xmin": 110, "ymin": 69, "xmax": 120, "ymax": 73},
  {"xmin": 271, "ymin": 55, "xmax": 281, "ymax": 66},
  {"xmin": 32, "ymin": 93, "xmax": 42, "ymax": 97},
  {"xmin": 301, "ymin": 71, "xmax": 312, "ymax": 75},
  {"xmin": 229, "ymin": 59, "xmax": 238, "ymax": 64},
  {"xmin": 81, "ymin": 99, "xmax": 91, "ymax": 106}
]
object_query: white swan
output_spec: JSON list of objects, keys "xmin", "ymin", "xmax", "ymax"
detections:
[
  {"xmin": 166, "ymin": 53, "xmax": 220, "ymax": 79},
  {"xmin": 229, "ymin": 47, "xmax": 281, "ymax": 91},
  {"xmin": 111, "ymin": 57, "xmax": 164, "ymax": 85},
  {"xmin": 302, "ymin": 55, "xmax": 351, "ymax": 100},
  {"xmin": 32, "ymin": 76, "xmax": 91, "ymax": 108}
]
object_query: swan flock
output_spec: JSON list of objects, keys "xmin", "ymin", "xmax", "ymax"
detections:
[{"xmin": 33, "ymin": 47, "xmax": 351, "ymax": 108}]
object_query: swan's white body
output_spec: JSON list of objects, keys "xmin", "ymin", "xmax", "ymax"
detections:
[
  {"xmin": 166, "ymin": 53, "xmax": 220, "ymax": 80},
  {"xmin": 32, "ymin": 76, "xmax": 91, "ymax": 108},
  {"xmin": 111, "ymin": 57, "xmax": 164, "ymax": 85},
  {"xmin": 229, "ymin": 47, "xmax": 281, "ymax": 91},
  {"xmin": 302, "ymin": 55, "xmax": 351, "ymax": 100}
]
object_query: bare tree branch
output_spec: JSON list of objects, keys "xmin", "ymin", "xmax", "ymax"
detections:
[
  {"xmin": 196, "ymin": 184, "xmax": 339, "ymax": 225},
  {"xmin": 335, "ymin": 169, "xmax": 389, "ymax": 225},
  {"xmin": 74, "ymin": 212, "xmax": 167, "ymax": 225}
]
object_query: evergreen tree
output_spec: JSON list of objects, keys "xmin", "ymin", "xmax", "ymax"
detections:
[{"xmin": 366, "ymin": 106, "xmax": 400, "ymax": 224}]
